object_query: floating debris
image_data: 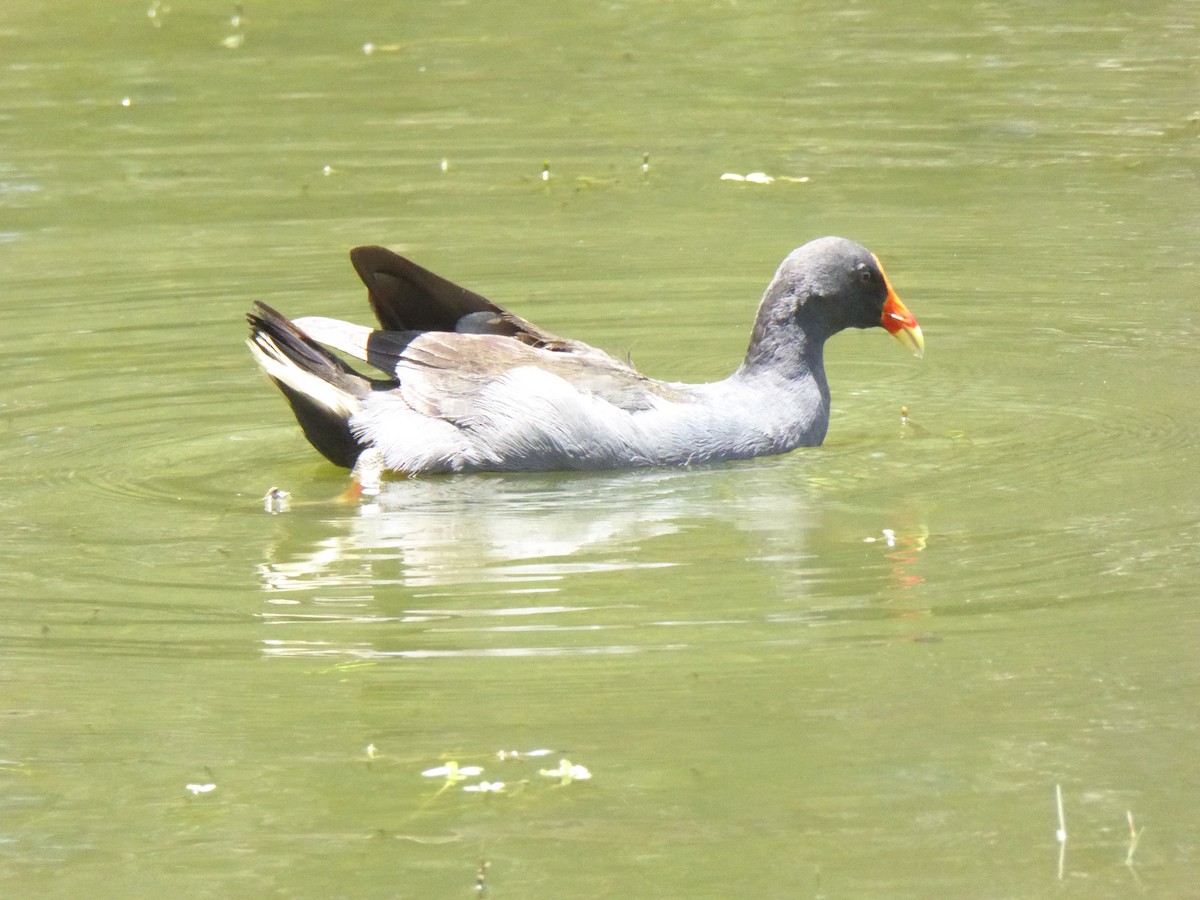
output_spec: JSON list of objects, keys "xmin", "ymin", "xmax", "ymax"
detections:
[
  {"xmin": 462, "ymin": 781, "xmax": 506, "ymax": 793},
  {"xmin": 1055, "ymin": 783, "xmax": 1067, "ymax": 880},
  {"xmin": 720, "ymin": 172, "xmax": 810, "ymax": 184},
  {"xmin": 221, "ymin": 3, "xmax": 244, "ymax": 48},
  {"xmin": 476, "ymin": 858, "xmax": 490, "ymax": 895},
  {"xmin": 496, "ymin": 748, "xmax": 554, "ymax": 761},
  {"xmin": 1125, "ymin": 809, "xmax": 1143, "ymax": 868},
  {"xmin": 186, "ymin": 782, "xmax": 216, "ymax": 796},
  {"xmin": 863, "ymin": 532, "xmax": 891, "ymax": 545},
  {"xmin": 362, "ymin": 42, "xmax": 402, "ymax": 55},
  {"xmin": 721, "ymin": 171, "xmax": 773, "ymax": 184},
  {"xmin": 541, "ymin": 161, "xmax": 551, "ymax": 182}
]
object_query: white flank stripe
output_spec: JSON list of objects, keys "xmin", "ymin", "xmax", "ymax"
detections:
[{"xmin": 246, "ymin": 336, "xmax": 361, "ymax": 418}]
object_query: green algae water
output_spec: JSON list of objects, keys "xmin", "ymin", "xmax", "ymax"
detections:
[{"xmin": 1, "ymin": 1, "xmax": 1197, "ymax": 896}]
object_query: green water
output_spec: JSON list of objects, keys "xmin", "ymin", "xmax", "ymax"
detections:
[{"xmin": 2, "ymin": 1, "xmax": 1197, "ymax": 897}]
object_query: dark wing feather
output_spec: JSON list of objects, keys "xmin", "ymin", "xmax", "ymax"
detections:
[
  {"xmin": 349, "ymin": 246, "xmax": 568, "ymax": 349},
  {"xmin": 246, "ymin": 302, "xmax": 372, "ymax": 467},
  {"xmin": 350, "ymin": 245, "xmax": 500, "ymax": 331}
]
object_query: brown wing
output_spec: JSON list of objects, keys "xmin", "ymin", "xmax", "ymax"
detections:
[{"xmin": 396, "ymin": 332, "xmax": 680, "ymax": 420}]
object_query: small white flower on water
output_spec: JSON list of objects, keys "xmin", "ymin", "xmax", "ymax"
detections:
[
  {"xmin": 421, "ymin": 761, "xmax": 483, "ymax": 782},
  {"xmin": 186, "ymin": 783, "xmax": 216, "ymax": 795},
  {"xmin": 539, "ymin": 759, "xmax": 591, "ymax": 784},
  {"xmin": 463, "ymin": 781, "xmax": 506, "ymax": 793}
]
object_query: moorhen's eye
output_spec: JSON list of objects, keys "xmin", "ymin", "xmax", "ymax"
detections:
[{"xmin": 858, "ymin": 268, "xmax": 874, "ymax": 284}]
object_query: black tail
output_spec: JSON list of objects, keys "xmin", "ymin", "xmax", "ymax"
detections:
[{"xmin": 246, "ymin": 302, "xmax": 373, "ymax": 469}]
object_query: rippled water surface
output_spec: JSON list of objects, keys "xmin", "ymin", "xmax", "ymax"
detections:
[{"xmin": 2, "ymin": 1, "xmax": 1197, "ymax": 897}]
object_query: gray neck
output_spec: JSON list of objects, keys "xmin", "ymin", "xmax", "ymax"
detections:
[{"xmin": 736, "ymin": 284, "xmax": 832, "ymax": 384}]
